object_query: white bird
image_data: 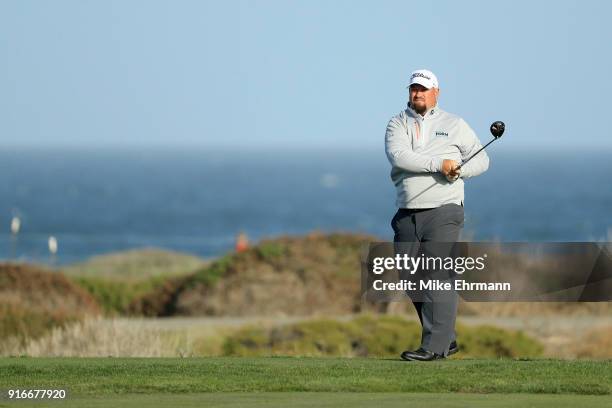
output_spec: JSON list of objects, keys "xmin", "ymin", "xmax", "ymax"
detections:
[
  {"xmin": 10, "ymin": 216, "xmax": 20, "ymax": 235},
  {"xmin": 48, "ymin": 236, "xmax": 58, "ymax": 255}
]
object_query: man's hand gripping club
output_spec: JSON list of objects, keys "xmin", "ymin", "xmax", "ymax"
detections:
[{"xmin": 441, "ymin": 159, "xmax": 461, "ymax": 183}]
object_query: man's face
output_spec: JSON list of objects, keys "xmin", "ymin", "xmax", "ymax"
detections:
[{"xmin": 409, "ymin": 84, "xmax": 439, "ymax": 114}]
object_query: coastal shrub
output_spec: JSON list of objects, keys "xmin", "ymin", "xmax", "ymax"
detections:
[
  {"xmin": 0, "ymin": 263, "xmax": 99, "ymax": 343},
  {"xmin": 74, "ymin": 276, "xmax": 170, "ymax": 315},
  {"xmin": 223, "ymin": 314, "xmax": 544, "ymax": 358},
  {"xmin": 255, "ymin": 242, "xmax": 288, "ymax": 261},
  {"xmin": 188, "ymin": 255, "xmax": 233, "ymax": 288},
  {"xmin": 0, "ymin": 301, "xmax": 78, "ymax": 345}
]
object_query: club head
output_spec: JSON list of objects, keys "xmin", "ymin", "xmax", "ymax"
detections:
[{"xmin": 490, "ymin": 121, "xmax": 505, "ymax": 138}]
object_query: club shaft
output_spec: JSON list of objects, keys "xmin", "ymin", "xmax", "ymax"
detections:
[{"xmin": 456, "ymin": 138, "xmax": 496, "ymax": 169}]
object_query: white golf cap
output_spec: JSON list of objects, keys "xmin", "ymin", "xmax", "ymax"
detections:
[{"xmin": 407, "ymin": 69, "xmax": 439, "ymax": 89}]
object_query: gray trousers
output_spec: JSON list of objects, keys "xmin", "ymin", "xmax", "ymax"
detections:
[{"xmin": 391, "ymin": 203, "xmax": 464, "ymax": 356}]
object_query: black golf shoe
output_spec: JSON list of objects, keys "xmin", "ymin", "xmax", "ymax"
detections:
[
  {"xmin": 401, "ymin": 341, "xmax": 459, "ymax": 361},
  {"xmin": 448, "ymin": 341, "xmax": 459, "ymax": 356},
  {"xmin": 400, "ymin": 348, "xmax": 445, "ymax": 361}
]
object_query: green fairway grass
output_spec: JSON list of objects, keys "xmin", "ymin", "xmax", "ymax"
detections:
[
  {"xmin": 2, "ymin": 392, "xmax": 612, "ymax": 408},
  {"xmin": 0, "ymin": 357, "xmax": 610, "ymax": 396}
]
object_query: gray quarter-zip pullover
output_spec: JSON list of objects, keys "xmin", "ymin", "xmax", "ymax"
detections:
[{"xmin": 385, "ymin": 103, "xmax": 489, "ymax": 208}]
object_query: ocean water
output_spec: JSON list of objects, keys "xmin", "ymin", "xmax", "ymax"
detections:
[{"xmin": 0, "ymin": 148, "xmax": 610, "ymax": 264}]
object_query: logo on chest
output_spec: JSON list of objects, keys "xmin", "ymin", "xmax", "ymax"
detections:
[{"xmin": 434, "ymin": 131, "xmax": 449, "ymax": 137}]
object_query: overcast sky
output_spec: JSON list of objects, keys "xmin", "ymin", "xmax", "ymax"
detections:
[{"xmin": 1, "ymin": 0, "xmax": 611, "ymax": 150}]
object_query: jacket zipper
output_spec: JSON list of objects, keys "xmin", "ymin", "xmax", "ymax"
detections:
[{"xmin": 420, "ymin": 116, "xmax": 426, "ymax": 145}]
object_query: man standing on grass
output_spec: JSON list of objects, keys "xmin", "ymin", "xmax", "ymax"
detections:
[{"xmin": 384, "ymin": 69, "xmax": 489, "ymax": 361}]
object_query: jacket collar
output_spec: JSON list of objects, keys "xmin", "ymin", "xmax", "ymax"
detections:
[{"xmin": 406, "ymin": 102, "xmax": 440, "ymax": 120}]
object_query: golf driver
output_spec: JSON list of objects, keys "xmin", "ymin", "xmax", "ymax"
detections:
[{"xmin": 456, "ymin": 121, "xmax": 505, "ymax": 170}]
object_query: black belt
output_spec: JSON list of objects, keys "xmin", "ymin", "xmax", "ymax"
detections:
[
  {"xmin": 398, "ymin": 203, "xmax": 463, "ymax": 214},
  {"xmin": 397, "ymin": 207, "xmax": 434, "ymax": 214}
]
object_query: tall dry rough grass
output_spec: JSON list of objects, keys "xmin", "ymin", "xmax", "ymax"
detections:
[
  {"xmin": 1, "ymin": 317, "xmax": 195, "ymax": 357},
  {"xmin": 572, "ymin": 326, "xmax": 612, "ymax": 358}
]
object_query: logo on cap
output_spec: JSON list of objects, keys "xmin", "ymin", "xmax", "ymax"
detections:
[{"xmin": 411, "ymin": 72, "xmax": 431, "ymax": 80}]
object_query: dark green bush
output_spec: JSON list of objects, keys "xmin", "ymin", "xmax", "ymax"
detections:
[
  {"xmin": 456, "ymin": 324, "xmax": 544, "ymax": 358},
  {"xmin": 74, "ymin": 276, "xmax": 169, "ymax": 315},
  {"xmin": 223, "ymin": 314, "xmax": 543, "ymax": 358},
  {"xmin": 255, "ymin": 242, "xmax": 288, "ymax": 261},
  {"xmin": 188, "ymin": 255, "xmax": 234, "ymax": 288}
]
